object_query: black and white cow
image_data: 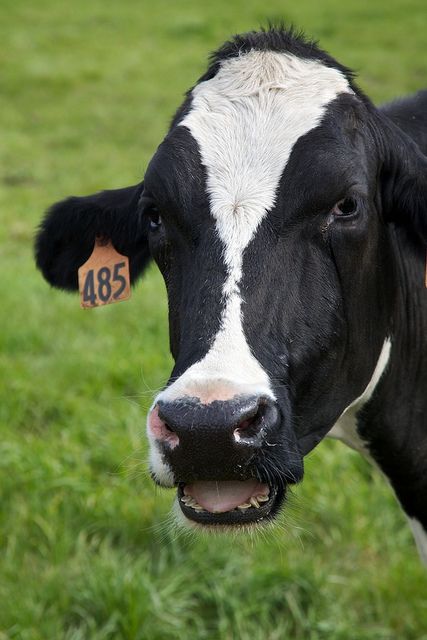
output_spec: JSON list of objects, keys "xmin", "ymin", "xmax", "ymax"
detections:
[{"xmin": 35, "ymin": 28, "xmax": 427, "ymax": 562}]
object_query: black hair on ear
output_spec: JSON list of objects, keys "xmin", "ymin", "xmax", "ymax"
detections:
[
  {"xmin": 376, "ymin": 111, "xmax": 427, "ymax": 245},
  {"xmin": 35, "ymin": 182, "xmax": 150, "ymax": 290}
]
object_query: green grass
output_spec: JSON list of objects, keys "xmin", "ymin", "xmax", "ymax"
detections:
[{"xmin": 1, "ymin": 0, "xmax": 427, "ymax": 638}]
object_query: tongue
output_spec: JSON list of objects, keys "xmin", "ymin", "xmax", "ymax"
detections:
[{"xmin": 184, "ymin": 480, "xmax": 269, "ymax": 513}]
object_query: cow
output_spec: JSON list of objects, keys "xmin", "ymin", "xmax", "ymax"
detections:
[{"xmin": 35, "ymin": 27, "xmax": 427, "ymax": 563}]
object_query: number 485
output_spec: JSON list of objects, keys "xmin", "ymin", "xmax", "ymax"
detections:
[{"xmin": 83, "ymin": 262, "xmax": 127, "ymax": 305}]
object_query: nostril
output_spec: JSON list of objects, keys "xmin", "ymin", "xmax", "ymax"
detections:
[
  {"xmin": 233, "ymin": 400, "xmax": 280, "ymax": 445},
  {"xmin": 235, "ymin": 415, "xmax": 260, "ymax": 440},
  {"xmin": 233, "ymin": 405, "xmax": 265, "ymax": 443},
  {"xmin": 148, "ymin": 406, "xmax": 179, "ymax": 449}
]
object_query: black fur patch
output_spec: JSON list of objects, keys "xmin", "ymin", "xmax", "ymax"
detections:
[{"xmin": 35, "ymin": 183, "xmax": 150, "ymax": 290}]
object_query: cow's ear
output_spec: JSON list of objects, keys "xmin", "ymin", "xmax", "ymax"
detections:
[
  {"xmin": 35, "ymin": 182, "xmax": 150, "ymax": 290},
  {"xmin": 377, "ymin": 114, "xmax": 427, "ymax": 244}
]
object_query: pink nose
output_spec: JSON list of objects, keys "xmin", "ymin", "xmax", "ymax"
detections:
[{"xmin": 147, "ymin": 405, "xmax": 179, "ymax": 449}]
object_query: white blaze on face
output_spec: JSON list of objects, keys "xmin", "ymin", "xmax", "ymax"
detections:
[{"xmin": 157, "ymin": 50, "xmax": 352, "ymax": 403}]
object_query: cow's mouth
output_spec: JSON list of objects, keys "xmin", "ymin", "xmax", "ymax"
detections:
[{"xmin": 177, "ymin": 480, "xmax": 283, "ymax": 526}]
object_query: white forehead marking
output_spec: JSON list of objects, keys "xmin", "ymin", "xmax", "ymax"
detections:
[{"xmin": 157, "ymin": 50, "xmax": 352, "ymax": 402}]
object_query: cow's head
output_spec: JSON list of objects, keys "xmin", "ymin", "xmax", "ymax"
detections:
[{"xmin": 36, "ymin": 28, "xmax": 427, "ymax": 530}]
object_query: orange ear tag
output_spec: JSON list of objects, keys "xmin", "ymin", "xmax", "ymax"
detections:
[{"xmin": 78, "ymin": 237, "xmax": 131, "ymax": 309}]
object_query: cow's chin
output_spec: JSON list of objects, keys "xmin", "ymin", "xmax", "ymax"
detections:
[{"xmin": 175, "ymin": 480, "xmax": 286, "ymax": 529}]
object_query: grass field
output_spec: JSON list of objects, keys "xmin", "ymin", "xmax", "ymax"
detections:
[{"xmin": 1, "ymin": 0, "xmax": 427, "ymax": 638}]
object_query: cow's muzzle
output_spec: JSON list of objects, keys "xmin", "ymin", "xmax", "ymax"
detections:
[{"xmin": 147, "ymin": 394, "xmax": 295, "ymax": 526}]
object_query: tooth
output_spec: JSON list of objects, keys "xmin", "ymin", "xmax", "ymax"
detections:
[
  {"xmin": 237, "ymin": 503, "xmax": 251, "ymax": 510},
  {"xmin": 194, "ymin": 506, "xmax": 204, "ymax": 512},
  {"xmin": 257, "ymin": 495, "xmax": 269, "ymax": 503},
  {"xmin": 186, "ymin": 498, "xmax": 197, "ymax": 507},
  {"xmin": 250, "ymin": 497, "xmax": 260, "ymax": 508},
  {"xmin": 181, "ymin": 496, "xmax": 192, "ymax": 503}
]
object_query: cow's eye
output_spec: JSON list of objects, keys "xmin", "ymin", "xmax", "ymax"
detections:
[
  {"xmin": 332, "ymin": 197, "xmax": 358, "ymax": 217},
  {"xmin": 140, "ymin": 194, "xmax": 162, "ymax": 231},
  {"xmin": 147, "ymin": 206, "xmax": 162, "ymax": 231}
]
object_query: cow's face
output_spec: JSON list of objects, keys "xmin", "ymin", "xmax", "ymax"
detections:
[
  {"xmin": 36, "ymin": 31, "xmax": 427, "ymax": 530},
  {"xmin": 142, "ymin": 50, "xmax": 395, "ymax": 526}
]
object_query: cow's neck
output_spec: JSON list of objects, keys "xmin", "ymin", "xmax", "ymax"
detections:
[{"xmin": 330, "ymin": 224, "xmax": 427, "ymax": 560}]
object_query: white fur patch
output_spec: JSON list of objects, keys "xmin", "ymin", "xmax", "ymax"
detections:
[
  {"xmin": 158, "ymin": 51, "xmax": 351, "ymax": 402},
  {"xmin": 408, "ymin": 518, "xmax": 427, "ymax": 566},
  {"xmin": 328, "ymin": 338, "xmax": 392, "ymax": 453},
  {"xmin": 148, "ymin": 440, "xmax": 175, "ymax": 487},
  {"xmin": 329, "ymin": 342, "xmax": 427, "ymax": 567}
]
